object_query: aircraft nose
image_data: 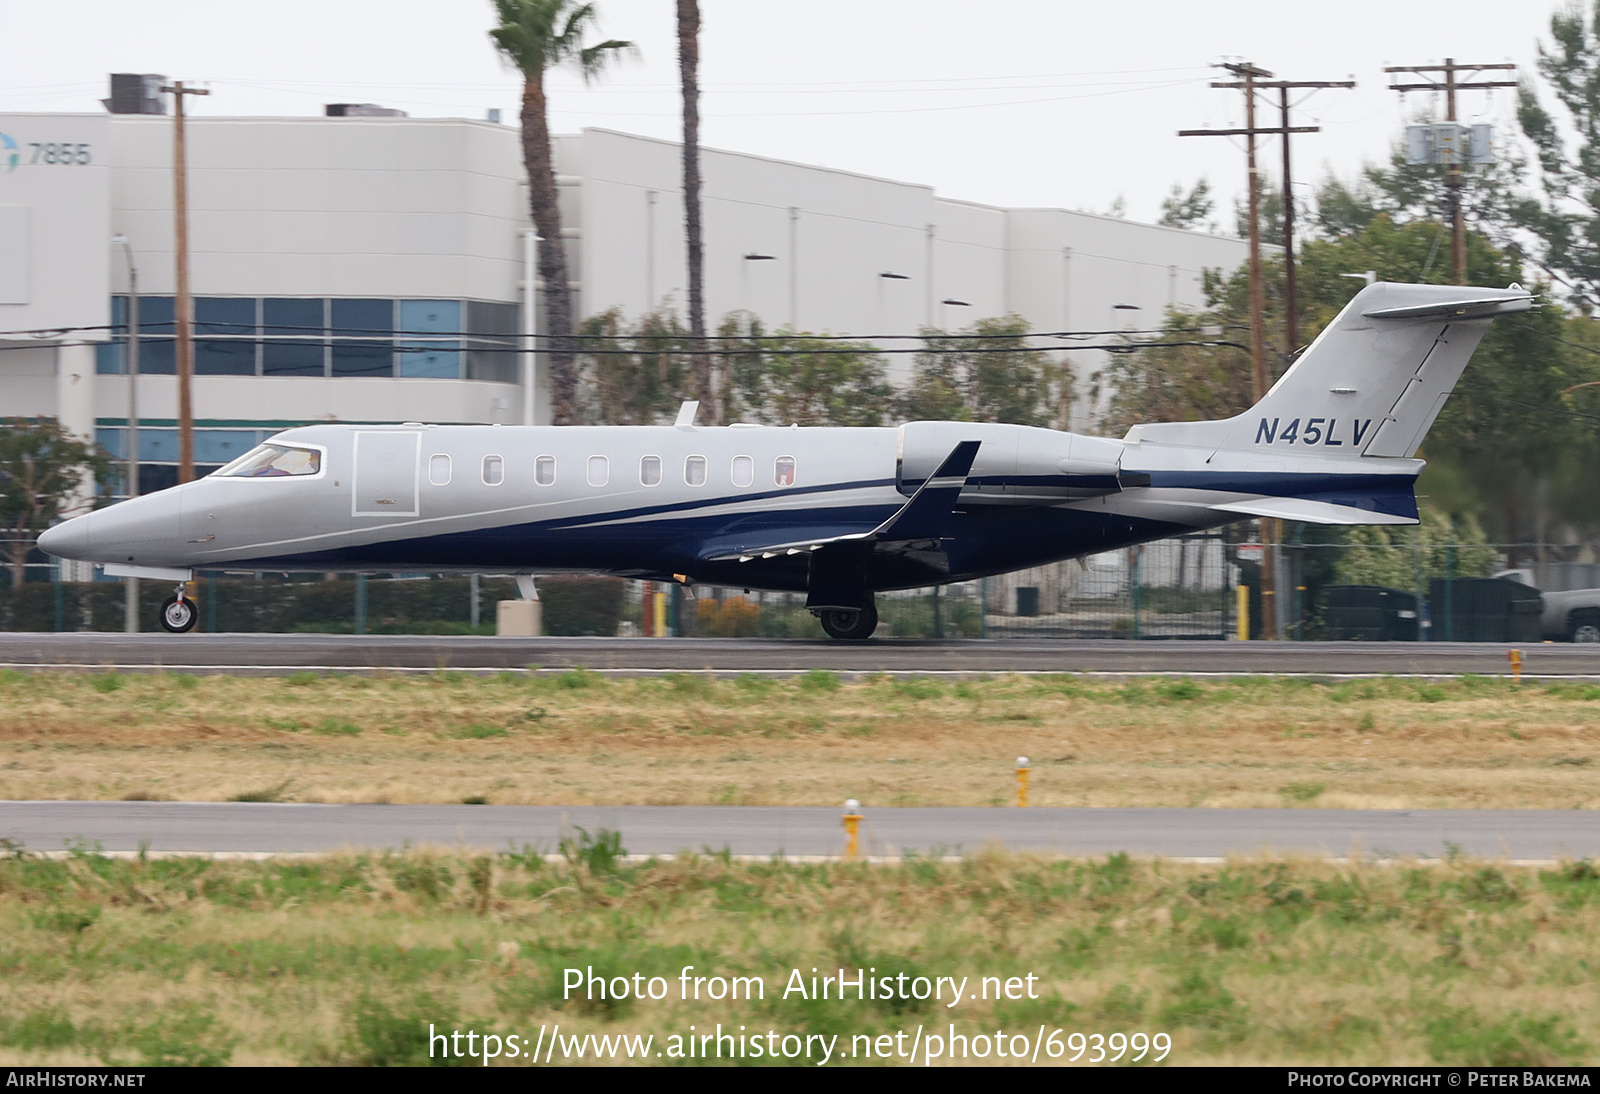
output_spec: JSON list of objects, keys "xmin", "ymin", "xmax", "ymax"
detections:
[
  {"xmin": 35, "ymin": 490, "xmax": 189, "ymax": 566},
  {"xmin": 36, "ymin": 517, "xmax": 88, "ymax": 561}
]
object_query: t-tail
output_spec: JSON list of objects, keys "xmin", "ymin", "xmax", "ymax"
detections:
[{"xmin": 1122, "ymin": 281, "xmax": 1534, "ymax": 525}]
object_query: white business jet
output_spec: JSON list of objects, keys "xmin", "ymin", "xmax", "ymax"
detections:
[{"xmin": 39, "ymin": 282, "xmax": 1532, "ymax": 638}]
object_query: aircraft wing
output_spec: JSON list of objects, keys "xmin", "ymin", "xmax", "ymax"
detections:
[{"xmin": 701, "ymin": 440, "xmax": 982, "ymax": 562}]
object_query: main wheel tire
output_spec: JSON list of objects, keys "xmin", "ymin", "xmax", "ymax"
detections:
[
  {"xmin": 819, "ymin": 602, "xmax": 878, "ymax": 641},
  {"xmin": 1571, "ymin": 610, "xmax": 1600, "ymax": 643},
  {"xmin": 159, "ymin": 595, "xmax": 198, "ymax": 634}
]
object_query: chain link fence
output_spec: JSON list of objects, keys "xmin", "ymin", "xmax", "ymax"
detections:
[{"xmin": 4, "ymin": 537, "xmax": 1593, "ymax": 639}]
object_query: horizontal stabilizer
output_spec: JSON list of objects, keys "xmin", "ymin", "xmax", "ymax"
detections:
[
  {"xmin": 1209, "ymin": 497, "xmax": 1417, "ymax": 526},
  {"xmin": 1362, "ymin": 294, "xmax": 1532, "ymax": 320}
]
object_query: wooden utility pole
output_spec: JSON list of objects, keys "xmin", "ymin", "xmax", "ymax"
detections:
[
  {"xmin": 1206, "ymin": 77, "xmax": 1355, "ymax": 357},
  {"xmin": 1180, "ymin": 63, "xmax": 1283, "ymax": 638},
  {"xmin": 1179, "ymin": 66, "xmax": 1353, "ymax": 639},
  {"xmin": 162, "ymin": 80, "xmax": 209, "ymax": 483},
  {"xmin": 1385, "ymin": 60, "xmax": 1516, "ymax": 285}
]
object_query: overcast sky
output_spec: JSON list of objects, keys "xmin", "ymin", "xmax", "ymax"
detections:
[{"xmin": 0, "ymin": 0, "xmax": 1566, "ymax": 228}]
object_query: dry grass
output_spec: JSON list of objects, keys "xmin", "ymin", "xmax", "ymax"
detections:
[
  {"xmin": 2, "ymin": 669, "xmax": 1599, "ymax": 809},
  {"xmin": 0, "ymin": 845, "xmax": 1594, "ymax": 1066}
]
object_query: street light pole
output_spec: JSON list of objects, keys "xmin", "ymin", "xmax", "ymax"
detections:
[{"xmin": 112, "ymin": 235, "xmax": 140, "ymax": 633}]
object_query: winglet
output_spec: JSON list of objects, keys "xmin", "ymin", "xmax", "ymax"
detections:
[{"xmin": 872, "ymin": 439, "xmax": 980, "ymax": 541}]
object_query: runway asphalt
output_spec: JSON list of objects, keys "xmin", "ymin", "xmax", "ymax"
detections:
[
  {"xmin": 2, "ymin": 633, "xmax": 1597, "ymax": 676},
  {"xmin": 2, "ymin": 802, "xmax": 1594, "ymax": 861}
]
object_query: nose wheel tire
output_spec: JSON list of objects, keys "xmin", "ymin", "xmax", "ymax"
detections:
[
  {"xmin": 818, "ymin": 602, "xmax": 878, "ymax": 641},
  {"xmin": 1571, "ymin": 611, "xmax": 1600, "ymax": 643},
  {"xmin": 160, "ymin": 595, "xmax": 198, "ymax": 634}
]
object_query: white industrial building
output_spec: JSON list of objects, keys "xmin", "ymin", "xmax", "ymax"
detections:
[{"xmin": 0, "ymin": 95, "xmax": 1252, "ymax": 500}]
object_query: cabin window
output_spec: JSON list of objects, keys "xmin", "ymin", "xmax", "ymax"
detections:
[
  {"xmin": 775, "ymin": 456, "xmax": 797, "ymax": 487},
  {"xmin": 731, "ymin": 455, "xmax": 755, "ymax": 488},
  {"xmin": 535, "ymin": 455, "xmax": 555, "ymax": 486},
  {"xmin": 685, "ymin": 455, "xmax": 707, "ymax": 487},
  {"xmin": 640, "ymin": 455, "xmax": 662, "ymax": 487},
  {"xmin": 428, "ymin": 453, "xmax": 451, "ymax": 486},
  {"xmin": 482, "ymin": 455, "xmax": 503, "ymax": 486},
  {"xmin": 587, "ymin": 455, "xmax": 609, "ymax": 487}
]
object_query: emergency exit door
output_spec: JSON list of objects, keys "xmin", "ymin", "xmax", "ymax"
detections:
[{"xmin": 352, "ymin": 431, "xmax": 420, "ymax": 517}]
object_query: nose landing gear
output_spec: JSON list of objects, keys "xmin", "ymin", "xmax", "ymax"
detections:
[{"xmin": 160, "ymin": 583, "xmax": 199, "ymax": 634}]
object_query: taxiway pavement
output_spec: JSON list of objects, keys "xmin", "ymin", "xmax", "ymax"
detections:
[
  {"xmin": 0, "ymin": 634, "xmax": 1595, "ymax": 677},
  {"xmin": 1, "ymin": 802, "xmax": 1593, "ymax": 860}
]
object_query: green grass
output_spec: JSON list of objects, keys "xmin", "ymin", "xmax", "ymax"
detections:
[{"xmin": 0, "ymin": 847, "xmax": 1596, "ymax": 1066}]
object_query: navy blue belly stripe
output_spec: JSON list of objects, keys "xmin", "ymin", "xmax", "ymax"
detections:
[{"xmin": 532, "ymin": 476, "xmax": 898, "ymax": 531}]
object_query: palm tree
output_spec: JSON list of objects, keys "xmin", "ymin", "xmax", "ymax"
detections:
[
  {"xmin": 677, "ymin": 0, "xmax": 713, "ymax": 420},
  {"xmin": 490, "ymin": 1, "xmax": 633, "ymax": 425}
]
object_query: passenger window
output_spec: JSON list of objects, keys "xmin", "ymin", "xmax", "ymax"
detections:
[
  {"xmin": 731, "ymin": 455, "xmax": 754, "ymax": 488},
  {"xmin": 587, "ymin": 455, "xmax": 609, "ymax": 487},
  {"xmin": 428, "ymin": 453, "xmax": 451, "ymax": 486},
  {"xmin": 640, "ymin": 455, "xmax": 662, "ymax": 487},
  {"xmin": 685, "ymin": 455, "xmax": 707, "ymax": 487},
  {"xmin": 535, "ymin": 455, "xmax": 555, "ymax": 486},
  {"xmin": 482, "ymin": 455, "xmax": 503, "ymax": 486},
  {"xmin": 775, "ymin": 456, "xmax": 797, "ymax": 487}
]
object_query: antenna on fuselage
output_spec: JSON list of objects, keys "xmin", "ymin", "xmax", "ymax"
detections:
[{"xmin": 675, "ymin": 401, "xmax": 700, "ymax": 429}]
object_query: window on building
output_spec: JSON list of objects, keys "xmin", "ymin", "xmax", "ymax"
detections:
[
  {"xmin": 135, "ymin": 296, "xmax": 177, "ymax": 375},
  {"xmin": 332, "ymin": 299, "xmax": 394, "ymax": 378},
  {"xmin": 483, "ymin": 455, "xmax": 504, "ymax": 486},
  {"xmin": 587, "ymin": 455, "xmax": 609, "ymax": 487},
  {"xmin": 264, "ymin": 298, "xmax": 325, "ymax": 336},
  {"xmin": 429, "ymin": 453, "xmax": 452, "ymax": 486},
  {"xmin": 98, "ymin": 295, "xmax": 524, "ymax": 383},
  {"xmin": 775, "ymin": 455, "xmax": 797, "ymax": 487},
  {"xmin": 263, "ymin": 340, "xmax": 325, "ymax": 376},
  {"xmin": 263, "ymin": 299, "xmax": 326, "ymax": 376},
  {"xmin": 400, "ymin": 300, "xmax": 460, "ymax": 379},
  {"xmin": 466, "ymin": 301, "xmax": 519, "ymax": 384},
  {"xmin": 195, "ymin": 298, "xmax": 259, "ymax": 376},
  {"xmin": 194, "ymin": 431, "xmax": 259, "ymax": 465},
  {"xmin": 535, "ymin": 455, "xmax": 555, "ymax": 486},
  {"xmin": 640, "ymin": 455, "xmax": 662, "ymax": 487},
  {"xmin": 685, "ymin": 455, "xmax": 707, "ymax": 487},
  {"xmin": 196, "ymin": 338, "xmax": 257, "ymax": 376},
  {"xmin": 731, "ymin": 455, "xmax": 754, "ymax": 488}
]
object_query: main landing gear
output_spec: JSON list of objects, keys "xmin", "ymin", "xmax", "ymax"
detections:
[
  {"xmin": 817, "ymin": 600, "xmax": 878, "ymax": 641},
  {"xmin": 160, "ymin": 583, "xmax": 199, "ymax": 633}
]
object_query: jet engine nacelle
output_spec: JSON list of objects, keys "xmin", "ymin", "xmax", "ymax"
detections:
[{"xmin": 896, "ymin": 421, "xmax": 1132, "ymax": 504}]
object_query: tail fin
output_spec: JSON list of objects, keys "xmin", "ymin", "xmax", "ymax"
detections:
[{"xmin": 1123, "ymin": 282, "xmax": 1533, "ymax": 457}]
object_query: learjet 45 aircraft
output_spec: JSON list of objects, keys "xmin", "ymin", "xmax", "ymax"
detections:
[{"xmin": 39, "ymin": 281, "xmax": 1532, "ymax": 638}]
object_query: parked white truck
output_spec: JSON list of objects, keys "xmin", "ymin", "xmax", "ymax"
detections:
[
  {"xmin": 1496, "ymin": 570, "xmax": 1600, "ymax": 642},
  {"xmin": 1541, "ymin": 590, "xmax": 1600, "ymax": 642}
]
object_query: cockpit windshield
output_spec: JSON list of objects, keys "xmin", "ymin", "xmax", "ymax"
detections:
[{"xmin": 216, "ymin": 444, "xmax": 322, "ymax": 478}]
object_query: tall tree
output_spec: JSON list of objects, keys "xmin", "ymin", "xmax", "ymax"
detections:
[
  {"xmin": 1158, "ymin": 178, "xmax": 1215, "ymax": 231},
  {"xmin": 0, "ymin": 419, "xmax": 109, "ymax": 588},
  {"xmin": 490, "ymin": 1, "xmax": 633, "ymax": 424},
  {"xmin": 1518, "ymin": 2, "xmax": 1600, "ymax": 310},
  {"xmin": 899, "ymin": 315, "xmax": 1065, "ymax": 427},
  {"xmin": 676, "ymin": 0, "xmax": 713, "ymax": 420},
  {"xmin": 717, "ymin": 314, "xmax": 892, "ymax": 426},
  {"xmin": 574, "ymin": 306, "xmax": 692, "ymax": 425}
]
